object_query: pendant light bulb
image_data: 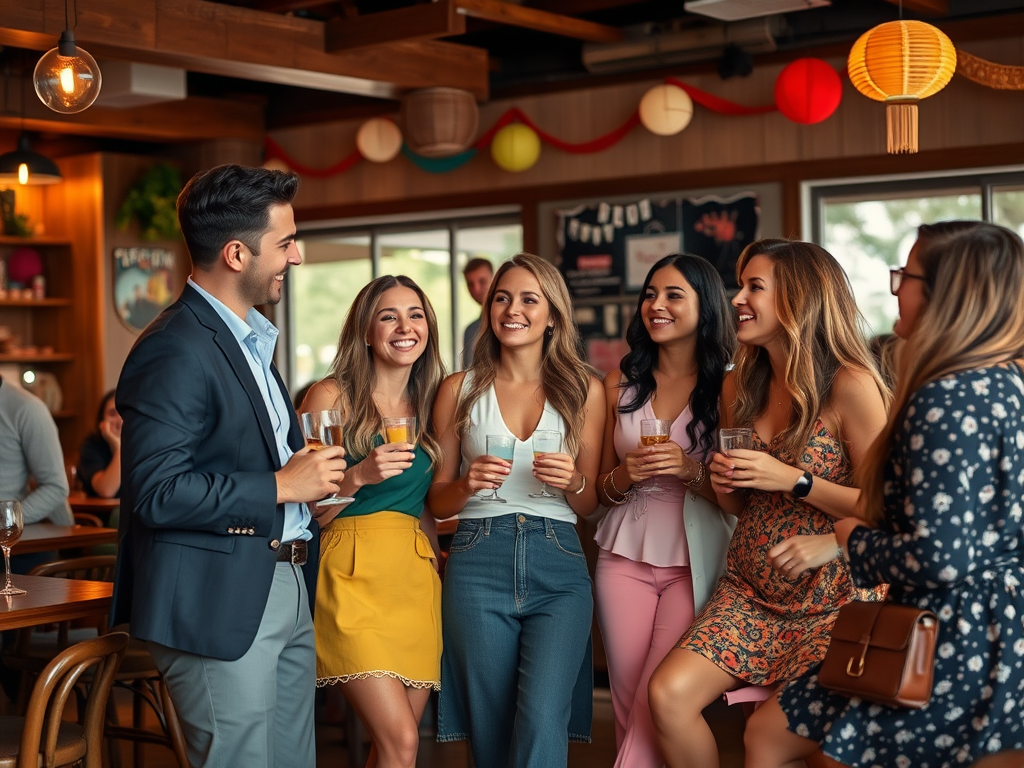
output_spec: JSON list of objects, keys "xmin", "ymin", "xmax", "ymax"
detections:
[
  {"xmin": 33, "ymin": 29, "xmax": 102, "ymax": 114},
  {"xmin": 17, "ymin": 164, "xmax": 27, "ymax": 185}
]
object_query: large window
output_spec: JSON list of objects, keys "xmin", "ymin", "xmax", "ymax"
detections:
[
  {"xmin": 287, "ymin": 215, "xmax": 521, "ymax": 391},
  {"xmin": 808, "ymin": 170, "xmax": 1024, "ymax": 338}
]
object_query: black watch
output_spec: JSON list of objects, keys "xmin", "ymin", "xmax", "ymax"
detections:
[{"xmin": 791, "ymin": 470, "xmax": 813, "ymax": 498}]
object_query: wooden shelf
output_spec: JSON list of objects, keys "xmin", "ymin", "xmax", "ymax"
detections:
[
  {"xmin": 0, "ymin": 298, "xmax": 71, "ymax": 307},
  {"xmin": 0, "ymin": 353, "xmax": 75, "ymax": 363},
  {"xmin": 0, "ymin": 236, "xmax": 72, "ymax": 247}
]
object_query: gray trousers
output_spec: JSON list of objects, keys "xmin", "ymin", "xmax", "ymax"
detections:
[{"xmin": 149, "ymin": 563, "xmax": 316, "ymax": 768}]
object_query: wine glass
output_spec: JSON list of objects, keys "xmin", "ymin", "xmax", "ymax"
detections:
[
  {"xmin": 479, "ymin": 435, "xmax": 516, "ymax": 503},
  {"xmin": 529, "ymin": 430, "xmax": 562, "ymax": 498},
  {"xmin": 0, "ymin": 501, "xmax": 26, "ymax": 596},
  {"xmin": 300, "ymin": 410, "xmax": 355, "ymax": 507}
]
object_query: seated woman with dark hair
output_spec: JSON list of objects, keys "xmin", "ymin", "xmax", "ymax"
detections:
[{"xmin": 77, "ymin": 389, "xmax": 121, "ymax": 498}]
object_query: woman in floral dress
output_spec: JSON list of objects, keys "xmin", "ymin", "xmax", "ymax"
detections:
[
  {"xmin": 647, "ymin": 239, "xmax": 891, "ymax": 768},
  {"xmin": 746, "ymin": 222, "xmax": 1024, "ymax": 768}
]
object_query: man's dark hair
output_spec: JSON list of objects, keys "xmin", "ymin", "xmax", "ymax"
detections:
[
  {"xmin": 462, "ymin": 257, "xmax": 493, "ymax": 276},
  {"xmin": 176, "ymin": 164, "xmax": 299, "ymax": 269}
]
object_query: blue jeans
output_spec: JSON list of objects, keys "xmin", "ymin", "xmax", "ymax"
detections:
[{"xmin": 438, "ymin": 514, "xmax": 594, "ymax": 768}]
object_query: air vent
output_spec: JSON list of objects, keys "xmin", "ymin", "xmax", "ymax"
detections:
[{"xmin": 685, "ymin": 0, "xmax": 830, "ymax": 22}]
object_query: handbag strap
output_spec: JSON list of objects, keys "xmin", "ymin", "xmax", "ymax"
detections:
[{"xmin": 845, "ymin": 602, "xmax": 884, "ymax": 678}]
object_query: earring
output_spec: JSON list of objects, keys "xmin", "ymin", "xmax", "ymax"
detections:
[{"xmin": 546, "ymin": 326, "xmax": 554, "ymax": 337}]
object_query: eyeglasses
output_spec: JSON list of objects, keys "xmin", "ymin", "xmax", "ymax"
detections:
[{"xmin": 889, "ymin": 267, "xmax": 927, "ymax": 296}]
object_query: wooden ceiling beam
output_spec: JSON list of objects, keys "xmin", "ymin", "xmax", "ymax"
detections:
[
  {"xmin": 0, "ymin": 92, "xmax": 266, "ymax": 143},
  {"xmin": 0, "ymin": 0, "xmax": 489, "ymax": 101},
  {"xmin": 326, "ymin": 3, "xmax": 466, "ymax": 51},
  {"xmin": 880, "ymin": 0, "xmax": 948, "ymax": 15},
  {"xmin": 326, "ymin": 0, "xmax": 622, "ymax": 50}
]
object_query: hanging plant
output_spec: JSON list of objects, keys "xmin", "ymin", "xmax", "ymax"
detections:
[{"xmin": 116, "ymin": 162, "xmax": 183, "ymax": 241}]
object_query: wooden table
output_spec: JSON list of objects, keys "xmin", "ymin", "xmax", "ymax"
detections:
[
  {"xmin": 13, "ymin": 524, "xmax": 118, "ymax": 554},
  {"xmin": 68, "ymin": 496, "xmax": 120, "ymax": 515},
  {"xmin": 0, "ymin": 575, "xmax": 112, "ymax": 631}
]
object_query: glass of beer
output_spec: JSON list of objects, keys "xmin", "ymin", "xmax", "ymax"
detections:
[
  {"xmin": 719, "ymin": 427, "xmax": 753, "ymax": 454},
  {"xmin": 480, "ymin": 435, "xmax": 516, "ymax": 503},
  {"xmin": 640, "ymin": 419, "xmax": 672, "ymax": 446},
  {"xmin": 384, "ymin": 416, "xmax": 417, "ymax": 446},
  {"xmin": 0, "ymin": 500, "xmax": 26, "ymax": 596},
  {"xmin": 301, "ymin": 410, "xmax": 354, "ymax": 507},
  {"xmin": 529, "ymin": 430, "xmax": 562, "ymax": 498}
]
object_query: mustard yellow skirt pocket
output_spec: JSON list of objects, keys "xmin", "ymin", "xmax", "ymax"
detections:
[{"xmin": 315, "ymin": 511, "xmax": 442, "ymax": 690}]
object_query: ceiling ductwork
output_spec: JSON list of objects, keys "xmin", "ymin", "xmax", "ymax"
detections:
[
  {"xmin": 582, "ymin": 17, "xmax": 782, "ymax": 75},
  {"xmin": 684, "ymin": 0, "xmax": 831, "ymax": 22}
]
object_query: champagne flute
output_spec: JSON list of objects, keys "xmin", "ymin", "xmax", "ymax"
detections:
[
  {"xmin": 0, "ymin": 501, "xmax": 26, "ymax": 596},
  {"xmin": 479, "ymin": 435, "xmax": 516, "ymax": 503},
  {"xmin": 301, "ymin": 410, "xmax": 355, "ymax": 507},
  {"xmin": 529, "ymin": 430, "xmax": 562, "ymax": 498}
]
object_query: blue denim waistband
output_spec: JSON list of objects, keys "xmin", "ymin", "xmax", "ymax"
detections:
[{"xmin": 457, "ymin": 513, "xmax": 574, "ymax": 536}]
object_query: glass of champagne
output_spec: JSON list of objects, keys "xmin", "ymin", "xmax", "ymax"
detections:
[
  {"xmin": 529, "ymin": 430, "xmax": 562, "ymax": 498},
  {"xmin": 480, "ymin": 435, "xmax": 516, "ymax": 503},
  {"xmin": 301, "ymin": 410, "xmax": 355, "ymax": 507},
  {"xmin": 640, "ymin": 419, "xmax": 672, "ymax": 446},
  {"xmin": 384, "ymin": 417, "xmax": 417, "ymax": 446},
  {"xmin": 0, "ymin": 501, "xmax": 26, "ymax": 596}
]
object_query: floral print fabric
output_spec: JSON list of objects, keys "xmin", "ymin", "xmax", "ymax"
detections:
[
  {"xmin": 678, "ymin": 420, "xmax": 868, "ymax": 684},
  {"xmin": 781, "ymin": 366, "xmax": 1024, "ymax": 767}
]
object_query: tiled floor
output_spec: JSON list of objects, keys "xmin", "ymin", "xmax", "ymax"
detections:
[{"xmin": 113, "ymin": 685, "xmax": 748, "ymax": 767}]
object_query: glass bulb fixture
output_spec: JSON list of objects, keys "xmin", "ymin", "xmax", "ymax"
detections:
[{"xmin": 33, "ymin": 29, "xmax": 102, "ymax": 114}]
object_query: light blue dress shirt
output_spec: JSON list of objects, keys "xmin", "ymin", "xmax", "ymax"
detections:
[{"xmin": 188, "ymin": 278, "xmax": 312, "ymax": 542}]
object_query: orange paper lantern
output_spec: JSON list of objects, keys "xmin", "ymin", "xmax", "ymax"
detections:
[{"xmin": 847, "ymin": 20, "xmax": 956, "ymax": 154}]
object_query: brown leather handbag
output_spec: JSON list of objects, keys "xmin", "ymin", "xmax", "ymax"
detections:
[{"xmin": 818, "ymin": 601, "xmax": 938, "ymax": 709}]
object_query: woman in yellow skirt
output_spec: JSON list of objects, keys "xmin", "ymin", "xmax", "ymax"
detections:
[{"xmin": 299, "ymin": 274, "xmax": 445, "ymax": 768}]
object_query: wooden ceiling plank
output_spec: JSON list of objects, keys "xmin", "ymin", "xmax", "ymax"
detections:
[
  {"xmin": 325, "ymin": 2, "xmax": 466, "ymax": 52},
  {"xmin": 0, "ymin": 0, "xmax": 488, "ymax": 100},
  {"xmin": 454, "ymin": 0, "xmax": 623, "ymax": 43},
  {"xmin": 880, "ymin": 0, "xmax": 948, "ymax": 15},
  {"xmin": 522, "ymin": 0, "xmax": 648, "ymax": 13}
]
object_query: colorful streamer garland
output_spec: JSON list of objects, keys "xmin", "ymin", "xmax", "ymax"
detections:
[{"xmin": 266, "ymin": 47, "xmax": 1019, "ymax": 178}]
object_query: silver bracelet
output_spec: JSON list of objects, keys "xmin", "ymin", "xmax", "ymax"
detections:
[{"xmin": 573, "ymin": 474, "xmax": 586, "ymax": 495}]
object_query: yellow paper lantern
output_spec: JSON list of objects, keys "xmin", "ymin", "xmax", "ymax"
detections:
[
  {"xmin": 639, "ymin": 84, "xmax": 693, "ymax": 136},
  {"xmin": 847, "ymin": 20, "xmax": 956, "ymax": 154},
  {"xmin": 491, "ymin": 123, "xmax": 541, "ymax": 173},
  {"xmin": 356, "ymin": 117, "xmax": 403, "ymax": 163}
]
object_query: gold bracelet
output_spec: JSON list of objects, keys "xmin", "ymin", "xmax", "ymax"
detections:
[
  {"xmin": 609, "ymin": 465, "xmax": 633, "ymax": 497},
  {"xmin": 602, "ymin": 472, "xmax": 629, "ymax": 505},
  {"xmin": 685, "ymin": 461, "xmax": 706, "ymax": 489}
]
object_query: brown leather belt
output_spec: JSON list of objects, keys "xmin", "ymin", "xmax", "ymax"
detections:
[{"xmin": 275, "ymin": 540, "xmax": 307, "ymax": 566}]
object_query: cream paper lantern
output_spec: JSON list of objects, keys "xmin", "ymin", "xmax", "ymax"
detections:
[
  {"xmin": 639, "ymin": 84, "xmax": 694, "ymax": 136},
  {"xmin": 262, "ymin": 157, "xmax": 290, "ymax": 173},
  {"xmin": 356, "ymin": 117, "xmax": 403, "ymax": 163}
]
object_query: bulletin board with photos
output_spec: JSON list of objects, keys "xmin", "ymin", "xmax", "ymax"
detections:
[{"xmin": 555, "ymin": 191, "xmax": 760, "ymax": 373}]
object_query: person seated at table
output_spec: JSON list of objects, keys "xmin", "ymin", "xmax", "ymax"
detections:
[{"xmin": 77, "ymin": 390, "xmax": 121, "ymax": 499}]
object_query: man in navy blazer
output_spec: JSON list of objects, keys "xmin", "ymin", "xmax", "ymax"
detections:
[{"xmin": 112, "ymin": 165, "xmax": 347, "ymax": 768}]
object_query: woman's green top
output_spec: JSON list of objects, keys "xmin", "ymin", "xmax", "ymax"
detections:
[{"xmin": 335, "ymin": 435, "xmax": 432, "ymax": 519}]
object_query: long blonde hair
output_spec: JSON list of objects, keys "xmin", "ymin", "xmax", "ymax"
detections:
[
  {"xmin": 860, "ymin": 222, "xmax": 1024, "ymax": 523},
  {"xmin": 732, "ymin": 239, "xmax": 890, "ymax": 459},
  {"xmin": 455, "ymin": 252, "xmax": 592, "ymax": 456},
  {"xmin": 327, "ymin": 275, "xmax": 445, "ymax": 467}
]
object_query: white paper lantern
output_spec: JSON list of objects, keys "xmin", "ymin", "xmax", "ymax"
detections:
[
  {"xmin": 356, "ymin": 117, "xmax": 403, "ymax": 163},
  {"xmin": 639, "ymin": 84, "xmax": 693, "ymax": 136}
]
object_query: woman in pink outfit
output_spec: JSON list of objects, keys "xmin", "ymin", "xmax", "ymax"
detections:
[{"xmin": 594, "ymin": 253, "xmax": 736, "ymax": 768}]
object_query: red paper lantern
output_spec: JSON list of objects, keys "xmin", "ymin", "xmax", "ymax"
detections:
[{"xmin": 774, "ymin": 58, "xmax": 842, "ymax": 125}]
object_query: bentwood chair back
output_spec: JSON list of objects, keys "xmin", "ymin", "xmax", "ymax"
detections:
[{"xmin": 0, "ymin": 632, "xmax": 128, "ymax": 768}]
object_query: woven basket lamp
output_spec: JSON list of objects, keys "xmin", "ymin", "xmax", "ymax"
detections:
[
  {"xmin": 400, "ymin": 87, "xmax": 479, "ymax": 158},
  {"xmin": 847, "ymin": 20, "xmax": 956, "ymax": 154}
]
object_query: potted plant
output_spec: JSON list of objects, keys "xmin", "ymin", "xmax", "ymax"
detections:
[{"xmin": 116, "ymin": 163, "xmax": 182, "ymax": 241}]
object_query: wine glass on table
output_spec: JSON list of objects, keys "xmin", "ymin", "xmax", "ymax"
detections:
[
  {"xmin": 479, "ymin": 435, "xmax": 516, "ymax": 503},
  {"xmin": 300, "ymin": 410, "xmax": 355, "ymax": 507},
  {"xmin": 0, "ymin": 501, "xmax": 26, "ymax": 596},
  {"xmin": 529, "ymin": 430, "xmax": 562, "ymax": 498}
]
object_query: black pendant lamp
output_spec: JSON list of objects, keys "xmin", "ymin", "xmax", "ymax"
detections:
[{"xmin": 0, "ymin": 134, "xmax": 63, "ymax": 186}]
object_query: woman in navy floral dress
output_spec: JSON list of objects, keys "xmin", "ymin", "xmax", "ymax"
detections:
[{"xmin": 746, "ymin": 221, "xmax": 1024, "ymax": 768}]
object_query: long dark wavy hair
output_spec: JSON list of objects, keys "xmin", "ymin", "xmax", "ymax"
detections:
[{"xmin": 618, "ymin": 253, "xmax": 736, "ymax": 456}]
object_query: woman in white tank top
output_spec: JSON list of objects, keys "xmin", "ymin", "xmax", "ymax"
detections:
[{"xmin": 428, "ymin": 252, "xmax": 606, "ymax": 768}]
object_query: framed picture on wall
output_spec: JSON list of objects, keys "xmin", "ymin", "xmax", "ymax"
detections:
[{"xmin": 113, "ymin": 246, "xmax": 177, "ymax": 333}]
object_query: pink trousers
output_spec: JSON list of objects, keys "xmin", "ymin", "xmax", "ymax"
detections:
[{"xmin": 595, "ymin": 548, "xmax": 695, "ymax": 768}]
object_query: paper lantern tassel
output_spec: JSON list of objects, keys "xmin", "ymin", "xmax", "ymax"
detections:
[{"xmin": 886, "ymin": 101, "xmax": 919, "ymax": 154}]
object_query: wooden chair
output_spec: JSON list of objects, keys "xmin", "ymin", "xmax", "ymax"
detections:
[
  {"xmin": 0, "ymin": 632, "xmax": 128, "ymax": 768},
  {"xmin": 71, "ymin": 513, "xmax": 104, "ymax": 528}
]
